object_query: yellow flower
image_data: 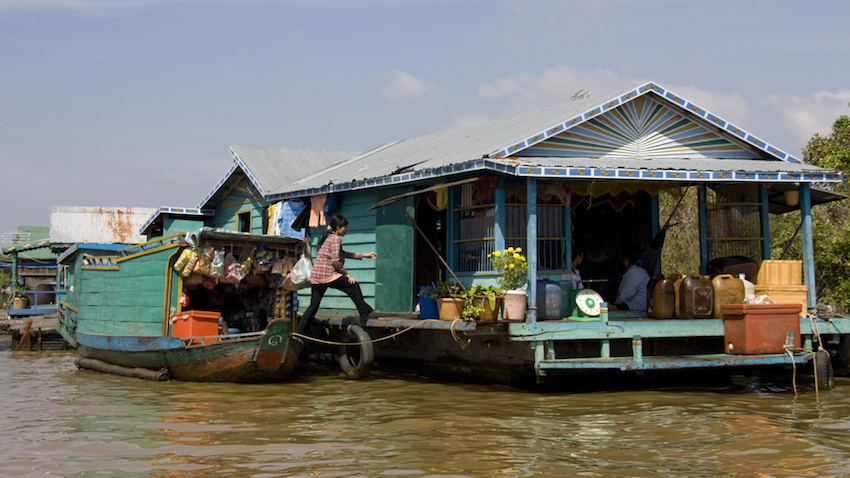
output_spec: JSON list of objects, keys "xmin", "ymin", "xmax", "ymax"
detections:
[
  {"xmin": 507, "ymin": 247, "xmax": 515, "ymax": 254},
  {"xmin": 513, "ymin": 253, "xmax": 521, "ymax": 260},
  {"xmin": 493, "ymin": 251, "xmax": 501, "ymax": 257},
  {"xmin": 508, "ymin": 263, "xmax": 515, "ymax": 269},
  {"xmin": 515, "ymin": 247, "xmax": 522, "ymax": 253}
]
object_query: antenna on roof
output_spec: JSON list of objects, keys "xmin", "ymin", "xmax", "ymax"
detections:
[{"xmin": 571, "ymin": 89, "xmax": 590, "ymax": 101}]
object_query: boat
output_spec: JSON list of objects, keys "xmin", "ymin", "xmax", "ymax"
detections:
[{"xmin": 57, "ymin": 230, "xmax": 308, "ymax": 382}]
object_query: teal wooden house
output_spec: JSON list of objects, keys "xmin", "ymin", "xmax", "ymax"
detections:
[{"xmin": 140, "ymin": 81, "xmax": 849, "ymax": 385}]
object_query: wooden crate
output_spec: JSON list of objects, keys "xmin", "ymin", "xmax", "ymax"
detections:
[
  {"xmin": 754, "ymin": 284, "xmax": 807, "ymax": 317},
  {"xmin": 757, "ymin": 260, "xmax": 802, "ymax": 286}
]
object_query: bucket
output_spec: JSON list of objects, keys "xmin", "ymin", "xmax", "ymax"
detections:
[
  {"xmin": 537, "ymin": 278, "xmax": 562, "ymax": 320},
  {"xmin": 678, "ymin": 275, "xmax": 713, "ymax": 319},
  {"xmin": 418, "ymin": 286, "xmax": 438, "ymax": 319},
  {"xmin": 648, "ymin": 276, "xmax": 676, "ymax": 319},
  {"xmin": 503, "ymin": 290, "xmax": 527, "ymax": 321},
  {"xmin": 712, "ymin": 274, "xmax": 744, "ymax": 319}
]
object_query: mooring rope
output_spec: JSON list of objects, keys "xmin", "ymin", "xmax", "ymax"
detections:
[{"xmin": 292, "ymin": 318, "xmax": 470, "ymax": 347}]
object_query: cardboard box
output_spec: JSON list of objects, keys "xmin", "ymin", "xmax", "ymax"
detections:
[
  {"xmin": 721, "ymin": 304, "xmax": 801, "ymax": 354},
  {"xmin": 170, "ymin": 310, "xmax": 221, "ymax": 344},
  {"xmin": 754, "ymin": 284, "xmax": 808, "ymax": 317}
]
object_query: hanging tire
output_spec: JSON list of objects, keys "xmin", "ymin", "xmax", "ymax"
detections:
[
  {"xmin": 338, "ymin": 324, "xmax": 374, "ymax": 380},
  {"xmin": 815, "ymin": 349, "xmax": 835, "ymax": 391}
]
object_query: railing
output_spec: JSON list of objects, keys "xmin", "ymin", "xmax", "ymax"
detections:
[{"xmin": 6, "ymin": 289, "xmax": 67, "ymax": 316}]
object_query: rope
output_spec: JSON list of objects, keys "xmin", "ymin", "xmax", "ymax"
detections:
[
  {"xmin": 292, "ymin": 319, "xmax": 471, "ymax": 347},
  {"xmin": 784, "ymin": 344, "xmax": 798, "ymax": 396}
]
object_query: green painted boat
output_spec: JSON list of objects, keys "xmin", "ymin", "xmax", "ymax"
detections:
[{"xmin": 57, "ymin": 230, "xmax": 307, "ymax": 382}]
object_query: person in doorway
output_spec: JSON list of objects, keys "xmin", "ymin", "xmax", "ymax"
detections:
[
  {"xmin": 571, "ymin": 251, "xmax": 584, "ymax": 290},
  {"xmin": 611, "ymin": 250, "xmax": 650, "ymax": 311},
  {"xmin": 295, "ymin": 214, "xmax": 377, "ymax": 336}
]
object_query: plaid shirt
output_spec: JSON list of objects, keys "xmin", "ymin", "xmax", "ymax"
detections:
[{"xmin": 311, "ymin": 233, "xmax": 361, "ymax": 284}]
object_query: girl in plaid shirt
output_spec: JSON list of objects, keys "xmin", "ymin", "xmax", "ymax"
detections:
[{"xmin": 295, "ymin": 214, "xmax": 377, "ymax": 336}]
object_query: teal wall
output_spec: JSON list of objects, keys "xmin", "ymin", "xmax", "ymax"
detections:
[
  {"xmin": 67, "ymin": 248, "xmax": 175, "ymax": 336},
  {"xmin": 162, "ymin": 217, "xmax": 205, "ymax": 237},
  {"xmin": 296, "ymin": 187, "xmax": 415, "ymax": 315}
]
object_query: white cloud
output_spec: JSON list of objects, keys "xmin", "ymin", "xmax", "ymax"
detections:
[
  {"xmin": 379, "ymin": 70, "xmax": 437, "ymax": 103},
  {"xmin": 761, "ymin": 90, "xmax": 850, "ymax": 147}
]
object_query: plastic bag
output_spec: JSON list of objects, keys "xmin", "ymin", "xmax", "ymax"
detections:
[
  {"xmin": 283, "ymin": 254, "xmax": 312, "ymax": 290},
  {"xmin": 193, "ymin": 245, "xmax": 214, "ymax": 275},
  {"xmin": 181, "ymin": 249, "xmax": 199, "ymax": 277},
  {"xmin": 209, "ymin": 249, "xmax": 225, "ymax": 278},
  {"xmin": 173, "ymin": 248, "xmax": 194, "ymax": 272},
  {"xmin": 221, "ymin": 253, "xmax": 247, "ymax": 284}
]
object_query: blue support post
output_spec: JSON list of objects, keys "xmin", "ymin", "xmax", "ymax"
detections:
[
  {"xmin": 698, "ymin": 185, "xmax": 708, "ymax": 274},
  {"xmin": 760, "ymin": 186, "xmax": 771, "ymax": 260},
  {"xmin": 527, "ymin": 177, "xmax": 538, "ymax": 323},
  {"xmin": 800, "ymin": 183, "xmax": 816, "ymax": 311},
  {"xmin": 446, "ymin": 186, "xmax": 457, "ymax": 274},
  {"xmin": 495, "ymin": 185, "xmax": 505, "ymax": 254}
]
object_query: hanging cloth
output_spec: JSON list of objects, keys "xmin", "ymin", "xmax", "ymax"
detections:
[
  {"xmin": 278, "ymin": 199, "xmax": 306, "ymax": 239},
  {"xmin": 309, "ymin": 194, "xmax": 328, "ymax": 227}
]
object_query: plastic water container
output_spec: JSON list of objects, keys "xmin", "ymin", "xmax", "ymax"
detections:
[
  {"xmin": 537, "ymin": 278, "xmax": 562, "ymax": 320},
  {"xmin": 739, "ymin": 273, "xmax": 755, "ymax": 303},
  {"xmin": 648, "ymin": 276, "xmax": 676, "ymax": 319},
  {"xmin": 712, "ymin": 274, "xmax": 745, "ymax": 319},
  {"xmin": 419, "ymin": 286, "xmax": 438, "ymax": 319},
  {"xmin": 678, "ymin": 275, "xmax": 713, "ymax": 319}
]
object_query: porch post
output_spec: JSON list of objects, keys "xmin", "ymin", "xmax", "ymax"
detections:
[
  {"xmin": 527, "ymin": 177, "xmax": 538, "ymax": 323},
  {"xmin": 759, "ymin": 186, "xmax": 771, "ymax": 260},
  {"xmin": 494, "ymin": 183, "xmax": 505, "ymax": 254},
  {"xmin": 446, "ymin": 186, "xmax": 457, "ymax": 273},
  {"xmin": 800, "ymin": 182, "xmax": 816, "ymax": 311},
  {"xmin": 697, "ymin": 185, "xmax": 708, "ymax": 274}
]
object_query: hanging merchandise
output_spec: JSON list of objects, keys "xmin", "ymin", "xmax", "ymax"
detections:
[
  {"xmin": 238, "ymin": 245, "xmax": 256, "ymax": 272},
  {"xmin": 181, "ymin": 249, "xmax": 199, "ymax": 277},
  {"xmin": 193, "ymin": 245, "xmax": 214, "ymax": 275},
  {"xmin": 209, "ymin": 249, "xmax": 225, "ymax": 278},
  {"xmin": 221, "ymin": 252, "xmax": 247, "ymax": 284},
  {"xmin": 173, "ymin": 248, "xmax": 194, "ymax": 272},
  {"xmin": 279, "ymin": 199, "xmax": 307, "ymax": 239},
  {"xmin": 254, "ymin": 245, "xmax": 275, "ymax": 272},
  {"xmin": 310, "ymin": 194, "xmax": 328, "ymax": 227},
  {"xmin": 283, "ymin": 254, "xmax": 312, "ymax": 290}
]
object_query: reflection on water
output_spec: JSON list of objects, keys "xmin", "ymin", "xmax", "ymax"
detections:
[{"xmin": 3, "ymin": 351, "xmax": 850, "ymax": 477}]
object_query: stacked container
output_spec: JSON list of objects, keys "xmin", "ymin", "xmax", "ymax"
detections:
[{"xmin": 755, "ymin": 260, "xmax": 808, "ymax": 317}]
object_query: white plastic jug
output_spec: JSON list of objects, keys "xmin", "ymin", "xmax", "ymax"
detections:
[{"xmin": 739, "ymin": 273, "xmax": 755, "ymax": 303}]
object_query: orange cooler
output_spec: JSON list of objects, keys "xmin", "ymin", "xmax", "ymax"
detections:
[
  {"xmin": 170, "ymin": 310, "xmax": 222, "ymax": 343},
  {"xmin": 721, "ymin": 303, "xmax": 801, "ymax": 354}
]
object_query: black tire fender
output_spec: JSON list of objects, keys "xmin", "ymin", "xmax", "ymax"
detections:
[
  {"xmin": 816, "ymin": 349, "xmax": 835, "ymax": 391},
  {"xmin": 338, "ymin": 324, "xmax": 374, "ymax": 380}
]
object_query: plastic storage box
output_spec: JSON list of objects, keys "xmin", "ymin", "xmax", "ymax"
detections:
[
  {"xmin": 720, "ymin": 303, "xmax": 801, "ymax": 354},
  {"xmin": 170, "ymin": 310, "xmax": 222, "ymax": 344}
]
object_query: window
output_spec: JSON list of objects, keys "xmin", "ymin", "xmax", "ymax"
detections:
[
  {"xmin": 705, "ymin": 184, "xmax": 762, "ymax": 262},
  {"xmin": 237, "ymin": 211, "xmax": 251, "ymax": 233}
]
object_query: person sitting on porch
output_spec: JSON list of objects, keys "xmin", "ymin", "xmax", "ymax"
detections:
[
  {"xmin": 571, "ymin": 251, "xmax": 584, "ymax": 290},
  {"xmin": 295, "ymin": 214, "xmax": 377, "ymax": 337},
  {"xmin": 611, "ymin": 250, "xmax": 649, "ymax": 311}
]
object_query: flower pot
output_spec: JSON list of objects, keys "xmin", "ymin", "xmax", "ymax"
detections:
[
  {"xmin": 472, "ymin": 295, "xmax": 503, "ymax": 322},
  {"xmin": 437, "ymin": 298, "xmax": 464, "ymax": 321},
  {"xmin": 12, "ymin": 297, "xmax": 29, "ymax": 310},
  {"xmin": 502, "ymin": 290, "xmax": 527, "ymax": 321}
]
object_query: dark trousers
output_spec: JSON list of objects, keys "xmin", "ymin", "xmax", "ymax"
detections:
[{"xmin": 296, "ymin": 276, "xmax": 373, "ymax": 335}]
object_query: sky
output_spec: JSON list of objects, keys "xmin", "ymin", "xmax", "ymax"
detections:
[{"xmin": 1, "ymin": 0, "xmax": 849, "ymax": 245}]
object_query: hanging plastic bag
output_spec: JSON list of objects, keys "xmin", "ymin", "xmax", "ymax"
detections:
[
  {"xmin": 193, "ymin": 245, "xmax": 214, "ymax": 275},
  {"xmin": 173, "ymin": 247, "xmax": 194, "ymax": 273},
  {"xmin": 181, "ymin": 249, "xmax": 199, "ymax": 277},
  {"xmin": 221, "ymin": 253, "xmax": 247, "ymax": 284},
  {"xmin": 283, "ymin": 254, "xmax": 312, "ymax": 290},
  {"xmin": 209, "ymin": 249, "xmax": 225, "ymax": 278}
]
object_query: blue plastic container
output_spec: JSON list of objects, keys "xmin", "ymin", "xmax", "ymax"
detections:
[
  {"xmin": 537, "ymin": 278, "xmax": 563, "ymax": 320},
  {"xmin": 419, "ymin": 286, "xmax": 438, "ymax": 319}
]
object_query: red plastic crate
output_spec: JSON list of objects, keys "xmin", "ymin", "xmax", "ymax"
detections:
[
  {"xmin": 720, "ymin": 304, "xmax": 801, "ymax": 354},
  {"xmin": 170, "ymin": 310, "xmax": 221, "ymax": 344}
]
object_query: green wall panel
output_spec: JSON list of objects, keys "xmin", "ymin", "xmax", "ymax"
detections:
[{"xmin": 375, "ymin": 194, "xmax": 414, "ymax": 313}]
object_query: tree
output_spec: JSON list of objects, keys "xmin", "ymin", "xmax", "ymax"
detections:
[{"xmin": 773, "ymin": 111, "xmax": 850, "ymax": 312}]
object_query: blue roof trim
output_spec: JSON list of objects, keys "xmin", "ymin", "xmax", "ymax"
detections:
[{"xmin": 489, "ymin": 81, "xmax": 804, "ymax": 164}]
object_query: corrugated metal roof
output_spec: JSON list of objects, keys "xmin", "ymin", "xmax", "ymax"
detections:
[
  {"xmin": 256, "ymin": 81, "xmax": 842, "ymax": 200},
  {"xmin": 233, "ymin": 146, "xmax": 358, "ymax": 195},
  {"xmin": 49, "ymin": 206, "xmax": 158, "ymax": 244}
]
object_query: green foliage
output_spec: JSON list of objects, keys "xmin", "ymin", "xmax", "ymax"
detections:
[
  {"xmin": 774, "ymin": 112, "xmax": 850, "ymax": 312},
  {"xmin": 488, "ymin": 247, "xmax": 529, "ymax": 290},
  {"xmin": 658, "ymin": 186, "xmax": 700, "ymax": 276},
  {"xmin": 468, "ymin": 284, "xmax": 502, "ymax": 311}
]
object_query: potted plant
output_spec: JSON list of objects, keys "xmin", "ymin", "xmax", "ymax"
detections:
[
  {"xmin": 468, "ymin": 284, "xmax": 503, "ymax": 322},
  {"xmin": 12, "ymin": 288, "xmax": 29, "ymax": 310},
  {"xmin": 434, "ymin": 279, "xmax": 465, "ymax": 321},
  {"xmin": 489, "ymin": 247, "xmax": 529, "ymax": 321}
]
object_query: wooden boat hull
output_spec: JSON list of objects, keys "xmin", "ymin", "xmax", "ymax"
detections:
[{"xmin": 72, "ymin": 319, "xmax": 302, "ymax": 382}]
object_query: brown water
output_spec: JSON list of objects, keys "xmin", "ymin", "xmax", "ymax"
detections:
[{"xmin": 3, "ymin": 350, "xmax": 850, "ymax": 477}]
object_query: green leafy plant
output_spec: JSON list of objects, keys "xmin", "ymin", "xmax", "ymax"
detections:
[
  {"xmin": 468, "ymin": 284, "xmax": 502, "ymax": 311},
  {"xmin": 434, "ymin": 278, "xmax": 465, "ymax": 299},
  {"xmin": 489, "ymin": 247, "xmax": 528, "ymax": 291},
  {"xmin": 14, "ymin": 288, "xmax": 28, "ymax": 299}
]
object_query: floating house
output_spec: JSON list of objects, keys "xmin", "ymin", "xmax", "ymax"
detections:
[{"xmin": 144, "ymin": 81, "xmax": 848, "ymax": 386}]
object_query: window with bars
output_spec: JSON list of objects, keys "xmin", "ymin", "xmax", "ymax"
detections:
[
  {"xmin": 453, "ymin": 180, "xmax": 567, "ymax": 273},
  {"xmin": 705, "ymin": 184, "xmax": 763, "ymax": 262}
]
